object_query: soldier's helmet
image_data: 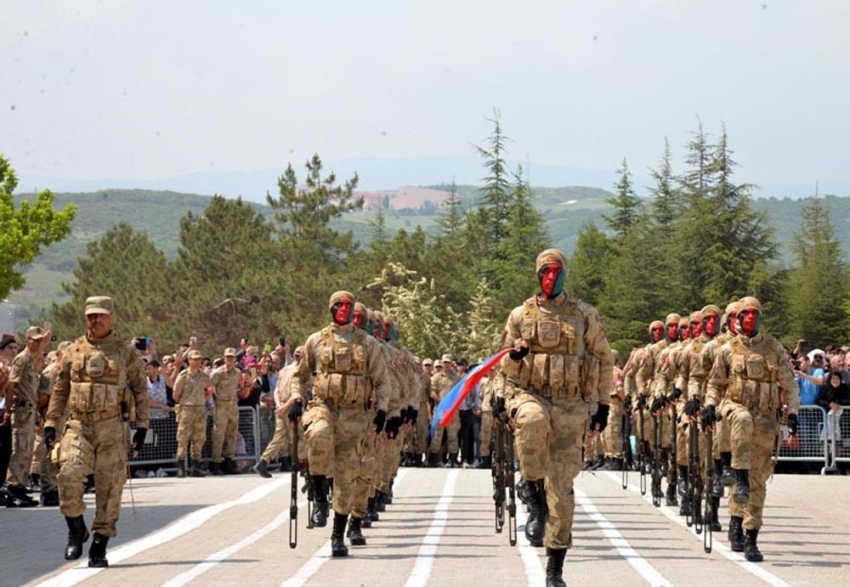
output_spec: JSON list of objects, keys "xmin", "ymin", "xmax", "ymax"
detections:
[
  {"xmin": 328, "ymin": 291, "xmax": 355, "ymax": 324},
  {"xmin": 722, "ymin": 300, "xmax": 740, "ymax": 327},
  {"xmin": 689, "ymin": 310, "xmax": 703, "ymax": 324},
  {"xmin": 535, "ymin": 248, "xmax": 568, "ymax": 274},
  {"xmin": 737, "ymin": 296, "xmax": 762, "ymax": 314},
  {"xmin": 648, "ymin": 320, "xmax": 664, "ymax": 336},
  {"xmin": 664, "ymin": 313, "xmax": 681, "ymax": 326},
  {"xmin": 701, "ymin": 304, "xmax": 721, "ymax": 318}
]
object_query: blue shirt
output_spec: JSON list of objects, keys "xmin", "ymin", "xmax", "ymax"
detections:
[{"xmin": 797, "ymin": 367, "xmax": 824, "ymax": 406}]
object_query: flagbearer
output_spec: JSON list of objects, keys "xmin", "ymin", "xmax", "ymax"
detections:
[
  {"xmin": 428, "ymin": 354, "xmax": 460, "ymax": 467},
  {"xmin": 496, "ymin": 248, "xmax": 614, "ymax": 587}
]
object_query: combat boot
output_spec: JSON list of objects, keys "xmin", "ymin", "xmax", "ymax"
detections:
[
  {"xmin": 428, "ymin": 452, "xmax": 441, "ymax": 468},
  {"xmin": 29, "ymin": 473, "xmax": 41, "ymax": 492},
  {"xmin": 375, "ymin": 491, "xmax": 387, "ymax": 512},
  {"xmin": 545, "ymin": 547, "xmax": 567, "ymax": 587},
  {"xmin": 64, "ymin": 515, "xmax": 90, "ymax": 560},
  {"xmin": 602, "ymin": 457, "xmax": 624, "ymax": 471},
  {"xmin": 280, "ymin": 457, "xmax": 292, "ymax": 472},
  {"xmin": 679, "ymin": 495, "xmax": 692, "ymax": 517},
  {"xmin": 728, "ymin": 515, "xmax": 745, "ymax": 552},
  {"xmin": 732, "ymin": 469, "xmax": 749, "ymax": 504},
  {"xmin": 361, "ymin": 514, "xmax": 372, "ymax": 528},
  {"xmin": 712, "ymin": 459, "xmax": 725, "ymax": 497},
  {"xmin": 525, "ymin": 479, "xmax": 547, "ymax": 547},
  {"xmin": 665, "ymin": 482, "xmax": 678, "ymax": 507},
  {"xmin": 211, "ymin": 461, "xmax": 224, "ymax": 476},
  {"xmin": 330, "ymin": 512, "xmax": 349, "ymax": 557},
  {"xmin": 190, "ymin": 460, "xmax": 207, "ymax": 477},
  {"xmin": 311, "ymin": 475, "xmax": 329, "ymax": 527},
  {"xmin": 720, "ymin": 452, "xmax": 735, "ymax": 487},
  {"xmin": 40, "ymin": 490, "xmax": 60, "ymax": 507},
  {"xmin": 347, "ymin": 515, "xmax": 367, "ymax": 546},
  {"xmin": 707, "ymin": 496, "xmax": 722, "ymax": 532},
  {"xmin": 88, "ymin": 533, "xmax": 109, "ymax": 568},
  {"xmin": 7, "ymin": 484, "xmax": 38, "ymax": 507},
  {"xmin": 177, "ymin": 460, "xmax": 186, "ymax": 478},
  {"xmin": 677, "ymin": 466, "xmax": 688, "ymax": 497},
  {"xmin": 253, "ymin": 459, "xmax": 272, "ymax": 479},
  {"xmin": 224, "ymin": 457, "xmax": 239, "ymax": 475},
  {"xmin": 478, "ymin": 455, "xmax": 492, "ymax": 469},
  {"xmin": 367, "ymin": 497, "xmax": 379, "ymax": 521},
  {"xmin": 447, "ymin": 452, "xmax": 459, "ymax": 468},
  {"xmin": 744, "ymin": 529, "xmax": 764, "ymax": 562},
  {"xmin": 589, "ymin": 455, "xmax": 606, "ymax": 470}
]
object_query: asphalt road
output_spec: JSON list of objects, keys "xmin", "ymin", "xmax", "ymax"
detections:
[{"xmin": 3, "ymin": 466, "xmax": 847, "ymax": 587}]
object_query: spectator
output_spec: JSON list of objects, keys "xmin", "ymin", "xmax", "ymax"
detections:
[
  {"xmin": 1, "ymin": 335, "xmax": 19, "ymax": 505},
  {"xmin": 144, "ymin": 359, "xmax": 175, "ymax": 465},
  {"xmin": 794, "ymin": 350, "xmax": 826, "ymax": 455}
]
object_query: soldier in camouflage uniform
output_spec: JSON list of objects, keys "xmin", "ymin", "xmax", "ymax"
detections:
[
  {"xmin": 634, "ymin": 320, "xmax": 663, "ymax": 471},
  {"xmin": 290, "ymin": 291, "xmax": 392, "ymax": 557},
  {"xmin": 44, "ymin": 296, "xmax": 149, "ymax": 567},
  {"xmin": 173, "ymin": 349, "xmax": 211, "ymax": 478},
  {"xmin": 496, "ymin": 248, "xmax": 613, "ymax": 587},
  {"xmin": 429, "ymin": 354, "xmax": 460, "ymax": 467},
  {"xmin": 703, "ymin": 296, "xmax": 799, "ymax": 562},
  {"xmin": 601, "ymin": 350, "xmax": 625, "ymax": 470},
  {"xmin": 414, "ymin": 357, "xmax": 434, "ymax": 466},
  {"xmin": 210, "ymin": 347, "xmax": 241, "ymax": 475},
  {"xmin": 35, "ymin": 342, "xmax": 70, "ymax": 506}
]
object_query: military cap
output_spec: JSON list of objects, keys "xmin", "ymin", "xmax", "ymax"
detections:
[
  {"xmin": 441, "ymin": 353, "xmax": 454, "ymax": 363},
  {"xmin": 422, "ymin": 358, "xmax": 433, "ymax": 366},
  {"xmin": 85, "ymin": 296, "xmax": 114, "ymax": 315},
  {"xmin": 25, "ymin": 326, "xmax": 47, "ymax": 340},
  {"xmin": 223, "ymin": 347, "xmax": 237, "ymax": 357},
  {"xmin": 535, "ymin": 248, "xmax": 569, "ymax": 274},
  {"xmin": 328, "ymin": 290, "xmax": 355, "ymax": 310},
  {"xmin": 187, "ymin": 349, "xmax": 203, "ymax": 360}
]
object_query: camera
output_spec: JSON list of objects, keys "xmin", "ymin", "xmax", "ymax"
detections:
[{"xmin": 135, "ymin": 337, "xmax": 148, "ymax": 351}]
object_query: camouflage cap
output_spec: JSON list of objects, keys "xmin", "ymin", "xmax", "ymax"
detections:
[
  {"xmin": 223, "ymin": 347, "xmax": 237, "ymax": 357},
  {"xmin": 25, "ymin": 326, "xmax": 47, "ymax": 340},
  {"xmin": 664, "ymin": 313, "xmax": 681, "ymax": 326},
  {"xmin": 700, "ymin": 305, "xmax": 721, "ymax": 318},
  {"xmin": 328, "ymin": 290, "xmax": 355, "ymax": 311},
  {"xmin": 535, "ymin": 248, "xmax": 568, "ymax": 274},
  {"xmin": 422, "ymin": 358, "xmax": 433, "ymax": 366},
  {"xmin": 187, "ymin": 349, "xmax": 203, "ymax": 360},
  {"xmin": 85, "ymin": 296, "xmax": 114, "ymax": 316},
  {"xmin": 441, "ymin": 353, "xmax": 454, "ymax": 363},
  {"xmin": 57, "ymin": 340, "xmax": 72, "ymax": 352}
]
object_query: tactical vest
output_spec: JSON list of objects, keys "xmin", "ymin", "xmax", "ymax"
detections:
[
  {"xmin": 725, "ymin": 337, "xmax": 781, "ymax": 415},
  {"xmin": 514, "ymin": 296, "xmax": 587, "ymax": 398},
  {"xmin": 312, "ymin": 327, "xmax": 372, "ymax": 408},
  {"xmin": 67, "ymin": 336, "xmax": 126, "ymax": 421}
]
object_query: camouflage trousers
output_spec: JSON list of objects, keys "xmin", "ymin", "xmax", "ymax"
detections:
[
  {"xmin": 376, "ymin": 431, "xmax": 403, "ymax": 492},
  {"xmin": 636, "ymin": 404, "xmax": 672, "ymax": 451},
  {"xmin": 675, "ymin": 401, "xmax": 689, "ymax": 467},
  {"xmin": 413, "ymin": 403, "xmax": 431, "ymax": 455},
  {"xmin": 302, "ymin": 400, "xmax": 370, "ymax": 515},
  {"xmin": 176, "ymin": 406, "xmax": 207, "ymax": 461},
  {"xmin": 212, "ymin": 401, "xmax": 238, "ymax": 462},
  {"xmin": 604, "ymin": 397, "xmax": 624, "ymax": 459},
  {"xmin": 508, "ymin": 390, "xmax": 588, "ymax": 550},
  {"xmin": 31, "ymin": 427, "xmax": 60, "ymax": 492},
  {"xmin": 717, "ymin": 397, "xmax": 732, "ymax": 453},
  {"xmin": 479, "ymin": 411, "xmax": 493, "ymax": 458},
  {"xmin": 260, "ymin": 413, "xmax": 292, "ymax": 463},
  {"xmin": 56, "ymin": 416, "xmax": 127, "ymax": 537},
  {"xmin": 726, "ymin": 404, "xmax": 779, "ymax": 530},
  {"xmin": 352, "ymin": 429, "xmax": 378, "ymax": 519},
  {"xmin": 430, "ymin": 413, "xmax": 461, "ymax": 454},
  {"xmin": 8, "ymin": 406, "xmax": 36, "ymax": 489}
]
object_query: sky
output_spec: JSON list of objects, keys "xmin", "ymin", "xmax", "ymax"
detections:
[{"xmin": 2, "ymin": 1, "xmax": 849, "ymax": 200}]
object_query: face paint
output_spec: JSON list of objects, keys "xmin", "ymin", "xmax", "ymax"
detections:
[
  {"xmin": 666, "ymin": 322, "xmax": 678, "ymax": 342},
  {"xmin": 703, "ymin": 315, "xmax": 719, "ymax": 337},
  {"xmin": 740, "ymin": 309, "xmax": 760, "ymax": 337},
  {"xmin": 651, "ymin": 325, "xmax": 663, "ymax": 343},
  {"xmin": 353, "ymin": 309, "xmax": 364, "ymax": 329},
  {"xmin": 538, "ymin": 263, "xmax": 564, "ymax": 297},
  {"xmin": 680, "ymin": 325, "xmax": 690, "ymax": 341},
  {"xmin": 727, "ymin": 312, "xmax": 738, "ymax": 335},
  {"xmin": 332, "ymin": 298, "xmax": 353, "ymax": 325},
  {"xmin": 690, "ymin": 321, "xmax": 702, "ymax": 338}
]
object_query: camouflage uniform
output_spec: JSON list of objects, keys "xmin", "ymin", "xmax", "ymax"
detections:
[
  {"xmin": 6, "ymin": 337, "xmax": 42, "ymax": 501},
  {"xmin": 258, "ymin": 361, "xmax": 299, "ymax": 465},
  {"xmin": 429, "ymin": 357, "xmax": 460, "ymax": 462},
  {"xmin": 210, "ymin": 352, "xmax": 240, "ymax": 471},
  {"xmin": 173, "ymin": 355, "xmax": 211, "ymax": 465},
  {"xmin": 603, "ymin": 360, "xmax": 625, "ymax": 465},
  {"xmin": 478, "ymin": 374, "xmax": 495, "ymax": 465},
  {"xmin": 413, "ymin": 360, "xmax": 433, "ymax": 462}
]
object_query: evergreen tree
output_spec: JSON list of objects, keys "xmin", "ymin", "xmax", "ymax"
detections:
[
  {"xmin": 566, "ymin": 221, "xmax": 611, "ymax": 307},
  {"xmin": 603, "ymin": 159, "xmax": 641, "ymax": 240},
  {"xmin": 473, "ymin": 110, "xmax": 513, "ymax": 250}
]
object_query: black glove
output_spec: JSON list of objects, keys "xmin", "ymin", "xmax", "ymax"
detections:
[
  {"xmin": 44, "ymin": 426, "xmax": 57, "ymax": 449},
  {"xmin": 409, "ymin": 409, "xmax": 419, "ymax": 424},
  {"xmin": 288, "ymin": 401, "xmax": 303, "ymax": 422},
  {"xmin": 786, "ymin": 413, "xmax": 799, "ymax": 436},
  {"xmin": 700, "ymin": 404, "xmax": 716, "ymax": 430},
  {"xmin": 684, "ymin": 397, "xmax": 700, "ymax": 418},
  {"xmin": 385, "ymin": 416, "xmax": 402, "ymax": 438},
  {"xmin": 132, "ymin": 427, "xmax": 147, "ymax": 449},
  {"xmin": 624, "ymin": 395, "xmax": 632, "ymax": 413},
  {"xmin": 509, "ymin": 345, "xmax": 529, "ymax": 362},
  {"xmin": 373, "ymin": 409, "xmax": 387, "ymax": 434},
  {"xmin": 668, "ymin": 387, "xmax": 683, "ymax": 402},
  {"xmin": 636, "ymin": 395, "xmax": 647, "ymax": 411},
  {"xmin": 650, "ymin": 396, "xmax": 667, "ymax": 414},
  {"xmin": 590, "ymin": 404, "xmax": 609, "ymax": 432},
  {"xmin": 494, "ymin": 397, "xmax": 507, "ymax": 419}
]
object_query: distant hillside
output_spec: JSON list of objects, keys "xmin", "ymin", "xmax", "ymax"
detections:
[{"xmin": 8, "ymin": 187, "xmax": 850, "ymax": 324}]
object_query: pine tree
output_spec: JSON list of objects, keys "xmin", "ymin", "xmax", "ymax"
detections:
[
  {"xmin": 603, "ymin": 158, "xmax": 641, "ymax": 240},
  {"xmin": 566, "ymin": 221, "xmax": 611, "ymax": 307}
]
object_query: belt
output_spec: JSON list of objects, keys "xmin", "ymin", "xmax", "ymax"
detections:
[
  {"xmin": 71, "ymin": 411, "xmax": 120, "ymax": 423},
  {"xmin": 15, "ymin": 400, "xmax": 34, "ymax": 409},
  {"xmin": 215, "ymin": 399, "xmax": 238, "ymax": 403}
]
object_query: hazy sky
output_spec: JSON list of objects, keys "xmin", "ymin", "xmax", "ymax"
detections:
[{"xmin": 2, "ymin": 1, "xmax": 849, "ymax": 196}]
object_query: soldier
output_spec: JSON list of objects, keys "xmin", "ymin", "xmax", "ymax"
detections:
[
  {"xmin": 414, "ymin": 357, "xmax": 434, "ymax": 466},
  {"xmin": 173, "ymin": 349, "xmax": 211, "ymax": 478},
  {"xmin": 429, "ymin": 354, "xmax": 460, "ymax": 467},
  {"xmin": 477, "ymin": 371, "xmax": 496, "ymax": 469},
  {"xmin": 290, "ymin": 291, "xmax": 392, "ymax": 557},
  {"xmin": 210, "ymin": 347, "xmax": 241, "ymax": 475},
  {"xmin": 35, "ymin": 342, "xmax": 71, "ymax": 506},
  {"xmin": 634, "ymin": 320, "xmax": 664, "ymax": 473},
  {"xmin": 601, "ymin": 349, "xmax": 625, "ymax": 470},
  {"xmin": 253, "ymin": 346, "xmax": 303, "ymax": 477},
  {"xmin": 496, "ymin": 248, "xmax": 613, "ymax": 587},
  {"xmin": 5, "ymin": 326, "xmax": 51, "ymax": 507},
  {"xmin": 43, "ymin": 296, "xmax": 149, "ymax": 567},
  {"xmin": 702, "ymin": 296, "xmax": 799, "ymax": 562}
]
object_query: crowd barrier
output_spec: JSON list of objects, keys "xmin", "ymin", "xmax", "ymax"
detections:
[
  {"xmin": 129, "ymin": 405, "xmax": 277, "ymax": 473},
  {"xmin": 774, "ymin": 405, "xmax": 831, "ymax": 474}
]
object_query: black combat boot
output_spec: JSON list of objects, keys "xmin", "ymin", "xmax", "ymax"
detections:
[
  {"xmin": 602, "ymin": 456, "xmax": 624, "ymax": 471},
  {"xmin": 677, "ymin": 466, "xmax": 688, "ymax": 497},
  {"xmin": 545, "ymin": 547, "xmax": 567, "ymax": 587},
  {"xmin": 347, "ymin": 516, "xmax": 367, "ymax": 546},
  {"xmin": 280, "ymin": 457, "xmax": 292, "ymax": 472},
  {"xmin": 88, "ymin": 533, "xmax": 109, "ymax": 568},
  {"xmin": 7, "ymin": 484, "xmax": 38, "ymax": 507},
  {"xmin": 589, "ymin": 455, "xmax": 606, "ymax": 470},
  {"xmin": 732, "ymin": 469, "xmax": 749, "ymax": 504},
  {"xmin": 720, "ymin": 452, "xmax": 735, "ymax": 487},
  {"xmin": 665, "ymin": 482, "xmax": 678, "ymax": 507},
  {"xmin": 253, "ymin": 459, "xmax": 271, "ymax": 478},
  {"xmin": 712, "ymin": 459, "xmax": 725, "ymax": 497},
  {"xmin": 525, "ymin": 479, "xmax": 547, "ymax": 547},
  {"xmin": 330, "ymin": 512, "xmax": 349, "ymax": 557},
  {"xmin": 375, "ymin": 491, "xmax": 387, "ymax": 512},
  {"xmin": 211, "ymin": 461, "xmax": 224, "ymax": 476},
  {"xmin": 64, "ymin": 515, "xmax": 90, "ymax": 560},
  {"xmin": 744, "ymin": 529, "xmax": 764, "ymax": 562},
  {"xmin": 29, "ymin": 473, "xmax": 41, "ymax": 492},
  {"xmin": 447, "ymin": 452, "xmax": 459, "ymax": 468},
  {"xmin": 728, "ymin": 515, "xmax": 745, "ymax": 552},
  {"xmin": 360, "ymin": 513, "xmax": 372, "ymax": 528},
  {"xmin": 40, "ymin": 490, "xmax": 60, "ymax": 507},
  {"xmin": 190, "ymin": 460, "xmax": 207, "ymax": 477},
  {"xmin": 311, "ymin": 475, "xmax": 329, "ymax": 527},
  {"xmin": 224, "ymin": 457, "xmax": 239, "ymax": 475},
  {"xmin": 707, "ymin": 496, "xmax": 722, "ymax": 532},
  {"xmin": 478, "ymin": 455, "xmax": 492, "ymax": 469},
  {"xmin": 679, "ymin": 495, "xmax": 692, "ymax": 517},
  {"xmin": 428, "ymin": 452, "xmax": 440, "ymax": 468},
  {"xmin": 367, "ymin": 496, "xmax": 379, "ymax": 521}
]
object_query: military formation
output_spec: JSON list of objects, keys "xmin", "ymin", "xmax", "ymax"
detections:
[{"xmin": 0, "ymin": 246, "xmax": 804, "ymax": 587}]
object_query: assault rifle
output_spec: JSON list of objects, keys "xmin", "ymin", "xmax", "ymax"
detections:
[
  {"xmin": 703, "ymin": 425, "xmax": 715, "ymax": 553},
  {"xmin": 302, "ymin": 468, "xmax": 315, "ymax": 530},
  {"xmin": 668, "ymin": 400, "xmax": 678, "ymax": 505},
  {"xmin": 492, "ymin": 416, "xmax": 506, "ymax": 533},
  {"xmin": 622, "ymin": 396, "xmax": 632, "ymax": 489},
  {"xmin": 651, "ymin": 411, "xmax": 662, "ymax": 507},
  {"xmin": 637, "ymin": 397, "xmax": 647, "ymax": 496},
  {"xmin": 289, "ymin": 419, "xmax": 300, "ymax": 548},
  {"xmin": 686, "ymin": 416, "xmax": 703, "ymax": 535},
  {"xmin": 505, "ymin": 422, "xmax": 517, "ymax": 546}
]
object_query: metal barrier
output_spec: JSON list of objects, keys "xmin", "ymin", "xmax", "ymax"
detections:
[
  {"xmin": 775, "ymin": 405, "xmax": 830, "ymax": 474},
  {"xmin": 129, "ymin": 406, "xmax": 261, "ymax": 473},
  {"xmin": 827, "ymin": 407, "xmax": 849, "ymax": 471}
]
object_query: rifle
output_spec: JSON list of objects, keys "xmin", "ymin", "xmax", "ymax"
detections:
[
  {"xmin": 686, "ymin": 416, "xmax": 703, "ymax": 535},
  {"xmin": 492, "ymin": 416, "xmax": 506, "ymax": 533},
  {"xmin": 638, "ymin": 399, "xmax": 646, "ymax": 496},
  {"xmin": 289, "ymin": 419, "xmax": 300, "ymax": 549},
  {"xmin": 703, "ymin": 424, "xmax": 714, "ymax": 553},
  {"xmin": 622, "ymin": 397, "xmax": 632, "ymax": 489},
  {"xmin": 668, "ymin": 401, "xmax": 678, "ymax": 503},
  {"xmin": 505, "ymin": 422, "xmax": 517, "ymax": 546},
  {"xmin": 651, "ymin": 411, "xmax": 662, "ymax": 507}
]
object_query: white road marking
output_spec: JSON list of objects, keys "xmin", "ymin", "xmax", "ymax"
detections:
[
  {"xmin": 514, "ymin": 498, "xmax": 546, "ymax": 585},
  {"xmin": 403, "ymin": 469, "xmax": 459, "ymax": 587},
  {"xmin": 607, "ymin": 471, "xmax": 793, "ymax": 587},
  {"xmin": 576, "ymin": 488, "xmax": 673, "ymax": 587},
  {"xmin": 33, "ymin": 475, "xmax": 290, "ymax": 587}
]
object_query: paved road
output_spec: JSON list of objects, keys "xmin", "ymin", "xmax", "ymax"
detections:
[{"xmin": 3, "ymin": 467, "xmax": 847, "ymax": 587}]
